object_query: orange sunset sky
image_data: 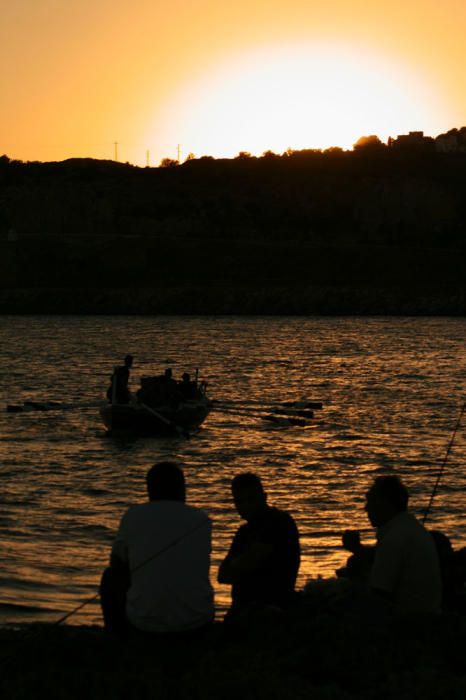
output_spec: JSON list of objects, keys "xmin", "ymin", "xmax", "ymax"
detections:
[{"xmin": 2, "ymin": 0, "xmax": 466, "ymax": 166}]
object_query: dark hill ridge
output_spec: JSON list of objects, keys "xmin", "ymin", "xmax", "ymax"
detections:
[{"xmin": 0, "ymin": 150, "xmax": 465, "ymax": 314}]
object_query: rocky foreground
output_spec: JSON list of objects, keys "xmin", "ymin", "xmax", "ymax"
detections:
[{"xmin": 1, "ymin": 582, "xmax": 465, "ymax": 700}]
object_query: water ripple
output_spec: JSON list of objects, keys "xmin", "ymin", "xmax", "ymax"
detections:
[{"xmin": 0, "ymin": 315, "xmax": 465, "ymax": 625}]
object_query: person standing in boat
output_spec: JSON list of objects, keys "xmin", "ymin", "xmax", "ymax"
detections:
[{"xmin": 106, "ymin": 354, "xmax": 133, "ymax": 404}]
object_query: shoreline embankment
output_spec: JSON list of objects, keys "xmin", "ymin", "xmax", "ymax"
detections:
[
  {"xmin": 1, "ymin": 285, "xmax": 465, "ymax": 315},
  {"xmin": 1, "ymin": 585, "xmax": 465, "ymax": 700}
]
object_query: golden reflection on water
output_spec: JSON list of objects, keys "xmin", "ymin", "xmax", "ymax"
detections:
[{"xmin": 0, "ymin": 316, "xmax": 465, "ymax": 625}]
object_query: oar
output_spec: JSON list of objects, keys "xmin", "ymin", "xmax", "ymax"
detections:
[
  {"xmin": 6, "ymin": 400, "xmax": 102, "ymax": 413},
  {"xmin": 213, "ymin": 404, "xmax": 307, "ymax": 427},
  {"xmin": 261, "ymin": 414, "xmax": 307, "ymax": 427},
  {"xmin": 281, "ymin": 400, "xmax": 323, "ymax": 410},
  {"xmin": 216, "ymin": 398, "xmax": 323, "ymax": 411},
  {"xmin": 140, "ymin": 402, "xmax": 189, "ymax": 438},
  {"xmin": 213, "ymin": 400, "xmax": 316, "ymax": 420},
  {"xmin": 271, "ymin": 408, "xmax": 315, "ymax": 419}
]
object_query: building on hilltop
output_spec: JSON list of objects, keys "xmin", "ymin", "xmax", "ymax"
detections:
[
  {"xmin": 435, "ymin": 127, "xmax": 466, "ymax": 152},
  {"xmin": 389, "ymin": 131, "xmax": 435, "ymax": 151}
]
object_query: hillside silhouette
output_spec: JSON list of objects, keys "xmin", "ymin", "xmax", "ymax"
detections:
[{"xmin": 0, "ymin": 144, "xmax": 465, "ymax": 314}]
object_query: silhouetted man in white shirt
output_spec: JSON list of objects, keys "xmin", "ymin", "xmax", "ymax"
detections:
[
  {"xmin": 365, "ymin": 475, "xmax": 442, "ymax": 615},
  {"xmin": 101, "ymin": 462, "xmax": 214, "ymax": 636}
]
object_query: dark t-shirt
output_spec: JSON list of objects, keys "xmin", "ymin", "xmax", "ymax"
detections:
[
  {"xmin": 226, "ymin": 507, "xmax": 300, "ymax": 608},
  {"xmin": 107, "ymin": 365, "xmax": 131, "ymax": 404}
]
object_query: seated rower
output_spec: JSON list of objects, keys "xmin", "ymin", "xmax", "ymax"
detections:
[
  {"xmin": 159, "ymin": 368, "xmax": 183, "ymax": 406},
  {"xmin": 136, "ymin": 369, "xmax": 182, "ymax": 408},
  {"xmin": 179, "ymin": 372, "xmax": 199, "ymax": 400}
]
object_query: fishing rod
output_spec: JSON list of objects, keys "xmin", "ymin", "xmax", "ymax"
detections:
[
  {"xmin": 422, "ymin": 401, "xmax": 465, "ymax": 525},
  {"xmin": 0, "ymin": 515, "xmax": 211, "ymax": 672}
]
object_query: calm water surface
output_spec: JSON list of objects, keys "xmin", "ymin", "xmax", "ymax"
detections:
[{"xmin": 0, "ymin": 316, "xmax": 465, "ymax": 626}]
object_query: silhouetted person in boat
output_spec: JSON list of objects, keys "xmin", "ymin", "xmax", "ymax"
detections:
[
  {"xmin": 160, "ymin": 368, "xmax": 182, "ymax": 406},
  {"xmin": 162, "ymin": 367, "xmax": 177, "ymax": 387},
  {"xmin": 336, "ymin": 529, "xmax": 374, "ymax": 582},
  {"xmin": 136, "ymin": 368, "xmax": 182, "ymax": 408},
  {"xmin": 218, "ymin": 472, "xmax": 300, "ymax": 620},
  {"xmin": 106, "ymin": 354, "xmax": 133, "ymax": 404},
  {"xmin": 365, "ymin": 475, "xmax": 442, "ymax": 614},
  {"xmin": 179, "ymin": 372, "xmax": 199, "ymax": 400},
  {"xmin": 100, "ymin": 462, "xmax": 214, "ymax": 638}
]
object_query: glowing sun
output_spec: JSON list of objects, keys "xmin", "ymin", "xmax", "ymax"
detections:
[{"xmin": 152, "ymin": 43, "xmax": 451, "ymax": 159}]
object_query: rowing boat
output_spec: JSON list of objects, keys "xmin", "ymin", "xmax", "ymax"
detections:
[{"xmin": 99, "ymin": 395, "xmax": 212, "ymax": 435}]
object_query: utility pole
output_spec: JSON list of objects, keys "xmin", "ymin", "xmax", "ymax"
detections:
[
  {"xmin": 114, "ymin": 141, "xmax": 119, "ymax": 162},
  {"xmin": 146, "ymin": 150, "xmax": 150, "ymax": 167},
  {"xmin": 177, "ymin": 144, "xmax": 181, "ymax": 162}
]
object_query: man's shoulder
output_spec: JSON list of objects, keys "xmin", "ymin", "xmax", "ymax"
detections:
[
  {"xmin": 389, "ymin": 511, "xmax": 424, "ymax": 534},
  {"xmin": 122, "ymin": 501, "xmax": 210, "ymax": 524},
  {"xmin": 120, "ymin": 502, "xmax": 144, "ymax": 519},
  {"xmin": 381, "ymin": 511, "xmax": 429, "ymax": 546},
  {"xmin": 180, "ymin": 502, "xmax": 212, "ymax": 524},
  {"xmin": 261, "ymin": 507, "xmax": 298, "ymax": 536},
  {"xmin": 268, "ymin": 506, "xmax": 297, "ymax": 525}
]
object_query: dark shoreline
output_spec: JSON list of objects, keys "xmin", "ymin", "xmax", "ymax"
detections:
[
  {"xmin": 1, "ymin": 152, "xmax": 465, "ymax": 318},
  {"xmin": 1, "ymin": 286, "xmax": 465, "ymax": 315},
  {"xmin": 1, "ymin": 592, "xmax": 465, "ymax": 700}
]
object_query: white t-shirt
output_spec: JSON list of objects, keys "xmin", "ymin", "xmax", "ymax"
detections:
[
  {"xmin": 369, "ymin": 511, "xmax": 442, "ymax": 614},
  {"xmin": 112, "ymin": 499, "xmax": 214, "ymax": 632}
]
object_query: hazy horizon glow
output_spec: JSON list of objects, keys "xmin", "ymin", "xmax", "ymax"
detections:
[
  {"xmin": 155, "ymin": 43, "xmax": 452, "ymax": 158},
  {"xmin": 1, "ymin": 1, "xmax": 466, "ymax": 165}
]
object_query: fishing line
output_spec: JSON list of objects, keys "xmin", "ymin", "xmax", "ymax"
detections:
[
  {"xmin": 422, "ymin": 401, "xmax": 465, "ymax": 525},
  {"xmin": 56, "ymin": 516, "xmax": 210, "ymax": 625}
]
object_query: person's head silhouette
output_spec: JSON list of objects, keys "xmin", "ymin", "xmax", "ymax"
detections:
[
  {"xmin": 147, "ymin": 462, "xmax": 185, "ymax": 502},
  {"xmin": 231, "ymin": 472, "xmax": 267, "ymax": 522},
  {"xmin": 365, "ymin": 475, "xmax": 409, "ymax": 528}
]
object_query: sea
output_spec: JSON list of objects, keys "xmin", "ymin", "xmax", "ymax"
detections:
[{"xmin": 0, "ymin": 315, "xmax": 465, "ymax": 627}]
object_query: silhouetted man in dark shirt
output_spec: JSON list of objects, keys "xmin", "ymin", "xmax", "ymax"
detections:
[{"xmin": 218, "ymin": 473, "xmax": 300, "ymax": 615}]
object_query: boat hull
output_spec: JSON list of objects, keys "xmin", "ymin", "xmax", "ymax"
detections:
[{"xmin": 99, "ymin": 399, "xmax": 211, "ymax": 436}]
